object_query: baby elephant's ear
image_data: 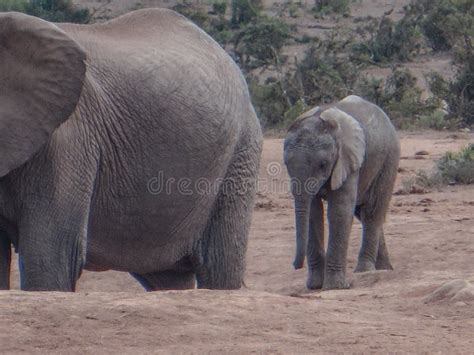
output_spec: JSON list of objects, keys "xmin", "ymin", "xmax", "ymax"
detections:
[
  {"xmin": 0, "ymin": 12, "xmax": 86, "ymax": 176},
  {"xmin": 320, "ymin": 108, "xmax": 365, "ymax": 190}
]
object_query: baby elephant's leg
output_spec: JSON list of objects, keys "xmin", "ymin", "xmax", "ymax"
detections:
[
  {"xmin": 307, "ymin": 198, "xmax": 325, "ymax": 289},
  {"xmin": 355, "ymin": 162, "xmax": 396, "ymax": 272}
]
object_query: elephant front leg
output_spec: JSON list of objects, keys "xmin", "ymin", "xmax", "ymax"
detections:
[
  {"xmin": 0, "ymin": 231, "xmax": 11, "ymax": 290},
  {"xmin": 323, "ymin": 175, "xmax": 358, "ymax": 290},
  {"xmin": 19, "ymin": 203, "xmax": 90, "ymax": 292},
  {"xmin": 306, "ymin": 197, "xmax": 325, "ymax": 289}
]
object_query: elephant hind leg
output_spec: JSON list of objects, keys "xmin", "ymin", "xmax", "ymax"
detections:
[
  {"xmin": 374, "ymin": 230, "xmax": 393, "ymax": 270},
  {"xmin": 355, "ymin": 160, "xmax": 397, "ymax": 273},
  {"xmin": 354, "ymin": 206, "xmax": 393, "ymax": 270},
  {"xmin": 195, "ymin": 145, "xmax": 261, "ymax": 290},
  {"xmin": 354, "ymin": 220, "xmax": 389, "ymax": 272},
  {"xmin": 130, "ymin": 270, "xmax": 196, "ymax": 291}
]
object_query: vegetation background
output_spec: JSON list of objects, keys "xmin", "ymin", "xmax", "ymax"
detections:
[{"xmin": 1, "ymin": 0, "xmax": 472, "ymax": 131}]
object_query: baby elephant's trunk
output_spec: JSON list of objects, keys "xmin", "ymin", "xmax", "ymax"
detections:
[{"xmin": 293, "ymin": 196, "xmax": 311, "ymax": 269}]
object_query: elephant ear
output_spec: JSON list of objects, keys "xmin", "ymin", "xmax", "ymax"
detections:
[
  {"xmin": 320, "ymin": 107, "xmax": 366, "ymax": 190},
  {"xmin": 0, "ymin": 12, "xmax": 86, "ymax": 176}
]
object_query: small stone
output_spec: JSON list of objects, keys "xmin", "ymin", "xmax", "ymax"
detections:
[
  {"xmin": 454, "ymin": 301, "xmax": 467, "ymax": 307},
  {"xmin": 415, "ymin": 150, "xmax": 430, "ymax": 156}
]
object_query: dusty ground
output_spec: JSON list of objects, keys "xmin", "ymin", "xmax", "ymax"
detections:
[{"xmin": 1, "ymin": 131, "xmax": 473, "ymax": 353}]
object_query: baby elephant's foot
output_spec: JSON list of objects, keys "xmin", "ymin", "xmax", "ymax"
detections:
[
  {"xmin": 354, "ymin": 260, "xmax": 376, "ymax": 273},
  {"xmin": 322, "ymin": 271, "xmax": 350, "ymax": 290},
  {"xmin": 375, "ymin": 258, "xmax": 394, "ymax": 271},
  {"xmin": 307, "ymin": 268, "xmax": 324, "ymax": 289}
]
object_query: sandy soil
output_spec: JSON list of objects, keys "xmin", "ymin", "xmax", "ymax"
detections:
[{"xmin": 1, "ymin": 131, "xmax": 473, "ymax": 353}]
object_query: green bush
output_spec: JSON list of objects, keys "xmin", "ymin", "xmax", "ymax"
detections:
[
  {"xmin": 283, "ymin": 99, "xmax": 307, "ymax": 124},
  {"xmin": 436, "ymin": 144, "xmax": 474, "ymax": 184},
  {"xmin": 403, "ymin": 0, "xmax": 474, "ymax": 126},
  {"xmin": 428, "ymin": 54, "xmax": 474, "ymax": 126},
  {"xmin": 27, "ymin": 0, "xmax": 90, "ymax": 23},
  {"xmin": 0, "ymin": 0, "xmax": 90, "ymax": 23},
  {"xmin": 415, "ymin": 0, "xmax": 473, "ymax": 52},
  {"xmin": 355, "ymin": 68, "xmax": 441, "ymax": 128},
  {"xmin": 312, "ymin": 0, "xmax": 350, "ymax": 17},
  {"xmin": 236, "ymin": 16, "xmax": 290, "ymax": 66},
  {"xmin": 173, "ymin": 4, "xmax": 210, "ymax": 28},
  {"xmin": 0, "ymin": 0, "xmax": 28, "ymax": 11},
  {"xmin": 294, "ymin": 35, "xmax": 360, "ymax": 107},
  {"xmin": 417, "ymin": 110, "xmax": 450, "ymax": 130},
  {"xmin": 249, "ymin": 78, "xmax": 308, "ymax": 130},
  {"xmin": 231, "ymin": 0, "xmax": 262, "ymax": 26},
  {"xmin": 295, "ymin": 34, "xmax": 316, "ymax": 44},
  {"xmin": 406, "ymin": 145, "xmax": 474, "ymax": 190},
  {"xmin": 210, "ymin": 0, "xmax": 227, "ymax": 16},
  {"xmin": 248, "ymin": 78, "xmax": 290, "ymax": 129},
  {"xmin": 354, "ymin": 76, "xmax": 385, "ymax": 107},
  {"xmin": 172, "ymin": 4, "xmax": 233, "ymax": 46},
  {"xmin": 288, "ymin": 2, "xmax": 299, "ymax": 18},
  {"xmin": 351, "ymin": 13, "xmax": 422, "ymax": 63}
]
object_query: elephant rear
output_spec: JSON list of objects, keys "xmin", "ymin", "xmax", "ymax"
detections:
[
  {"xmin": 63, "ymin": 9, "xmax": 263, "ymax": 288},
  {"xmin": 336, "ymin": 95, "xmax": 400, "ymax": 207}
]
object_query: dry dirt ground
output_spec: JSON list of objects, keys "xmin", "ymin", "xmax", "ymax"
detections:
[{"xmin": 1, "ymin": 132, "xmax": 473, "ymax": 353}]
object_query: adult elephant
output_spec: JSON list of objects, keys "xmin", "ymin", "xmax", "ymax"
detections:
[
  {"xmin": 0, "ymin": 9, "xmax": 262, "ymax": 291},
  {"xmin": 284, "ymin": 95, "xmax": 400, "ymax": 290}
]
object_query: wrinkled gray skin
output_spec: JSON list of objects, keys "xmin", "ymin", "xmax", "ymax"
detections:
[
  {"xmin": 284, "ymin": 95, "xmax": 400, "ymax": 290},
  {"xmin": 0, "ymin": 9, "xmax": 262, "ymax": 291}
]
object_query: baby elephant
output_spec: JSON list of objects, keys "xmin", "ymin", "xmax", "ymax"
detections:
[{"xmin": 284, "ymin": 95, "xmax": 400, "ymax": 290}]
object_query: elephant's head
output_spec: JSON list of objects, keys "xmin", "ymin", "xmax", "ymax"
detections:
[
  {"xmin": 284, "ymin": 106, "xmax": 366, "ymax": 269},
  {"xmin": 0, "ymin": 12, "xmax": 86, "ymax": 177}
]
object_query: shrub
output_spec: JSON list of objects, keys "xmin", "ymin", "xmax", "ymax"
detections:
[
  {"xmin": 236, "ymin": 16, "xmax": 290, "ymax": 66},
  {"xmin": 0, "ymin": 0, "xmax": 28, "ymax": 11},
  {"xmin": 410, "ymin": 145, "xmax": 474, "ymax": 189},
  {"xmin": 173, "ymin": 4, "xmax": 209, "ymax": 28},
  {"xmin": 248, "ymin": 78, "xmax": 290, "ymax": 129},
  {"xmin": 231, "ymin": 0, "xmax": 262, "ymax": 26},
  {"xmin": 283, "ymin": 99, "xmax": 307, "ymax": 124},
  {"xmin": 428, "ymin": 54, "xmax": 474, "ymax": 126},
  {"xmin": 172, "ymin": 4, "xmax": 233, "ymax": 46},
  {"xmin": 354, "ymin": 76, "xmax": 385, "ymax": 107},
  {"xmin": 355, "ymin": 68, "xmax": 441, "ymax": 128},
  {"xmin": 295, "ymin": 34, "xmax": 316, "ymax": 44},
  {"xmin": 312, "ymin": 0, "xmax": 350, "ymax": 17},
  {"xmin": 417, "ymin": 0, "xmax": 474, "ymax": 126},
  {"xmin": 351, "ymin": 12, "xmax": 422, "ymax": 63},
  {"xmin": 295, "ymin": 36, "xmax": 360, "ymax": 106},
  {"xmin": 417, "ymin": 0, "xmax": 473, "ymax": 52},
  {"xmin": 288, "ymin": 2, "xmax": 299, "ymax": 18},
  {"xmin": 27, "ymin": 0, "xmax": 90, "ymax": 23},
  {"xmin": 417, "ymin": 110, "xmax": 450, "ymax": 130},
  {"xmin": 0, "ymin": 0, "xmax": 91, "ymax": 23},
  {"xmin": 436, "ymin": 144, "xmax": 474, "ymax": 184},
  {"xmin": 210, "ymin": 0, "xmax": 227, "ymax": 16}
]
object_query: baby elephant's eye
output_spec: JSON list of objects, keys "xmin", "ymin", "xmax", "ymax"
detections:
[{"xmin": 319, "ymin": 161, "xmax": 328, "ymax": 170}]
